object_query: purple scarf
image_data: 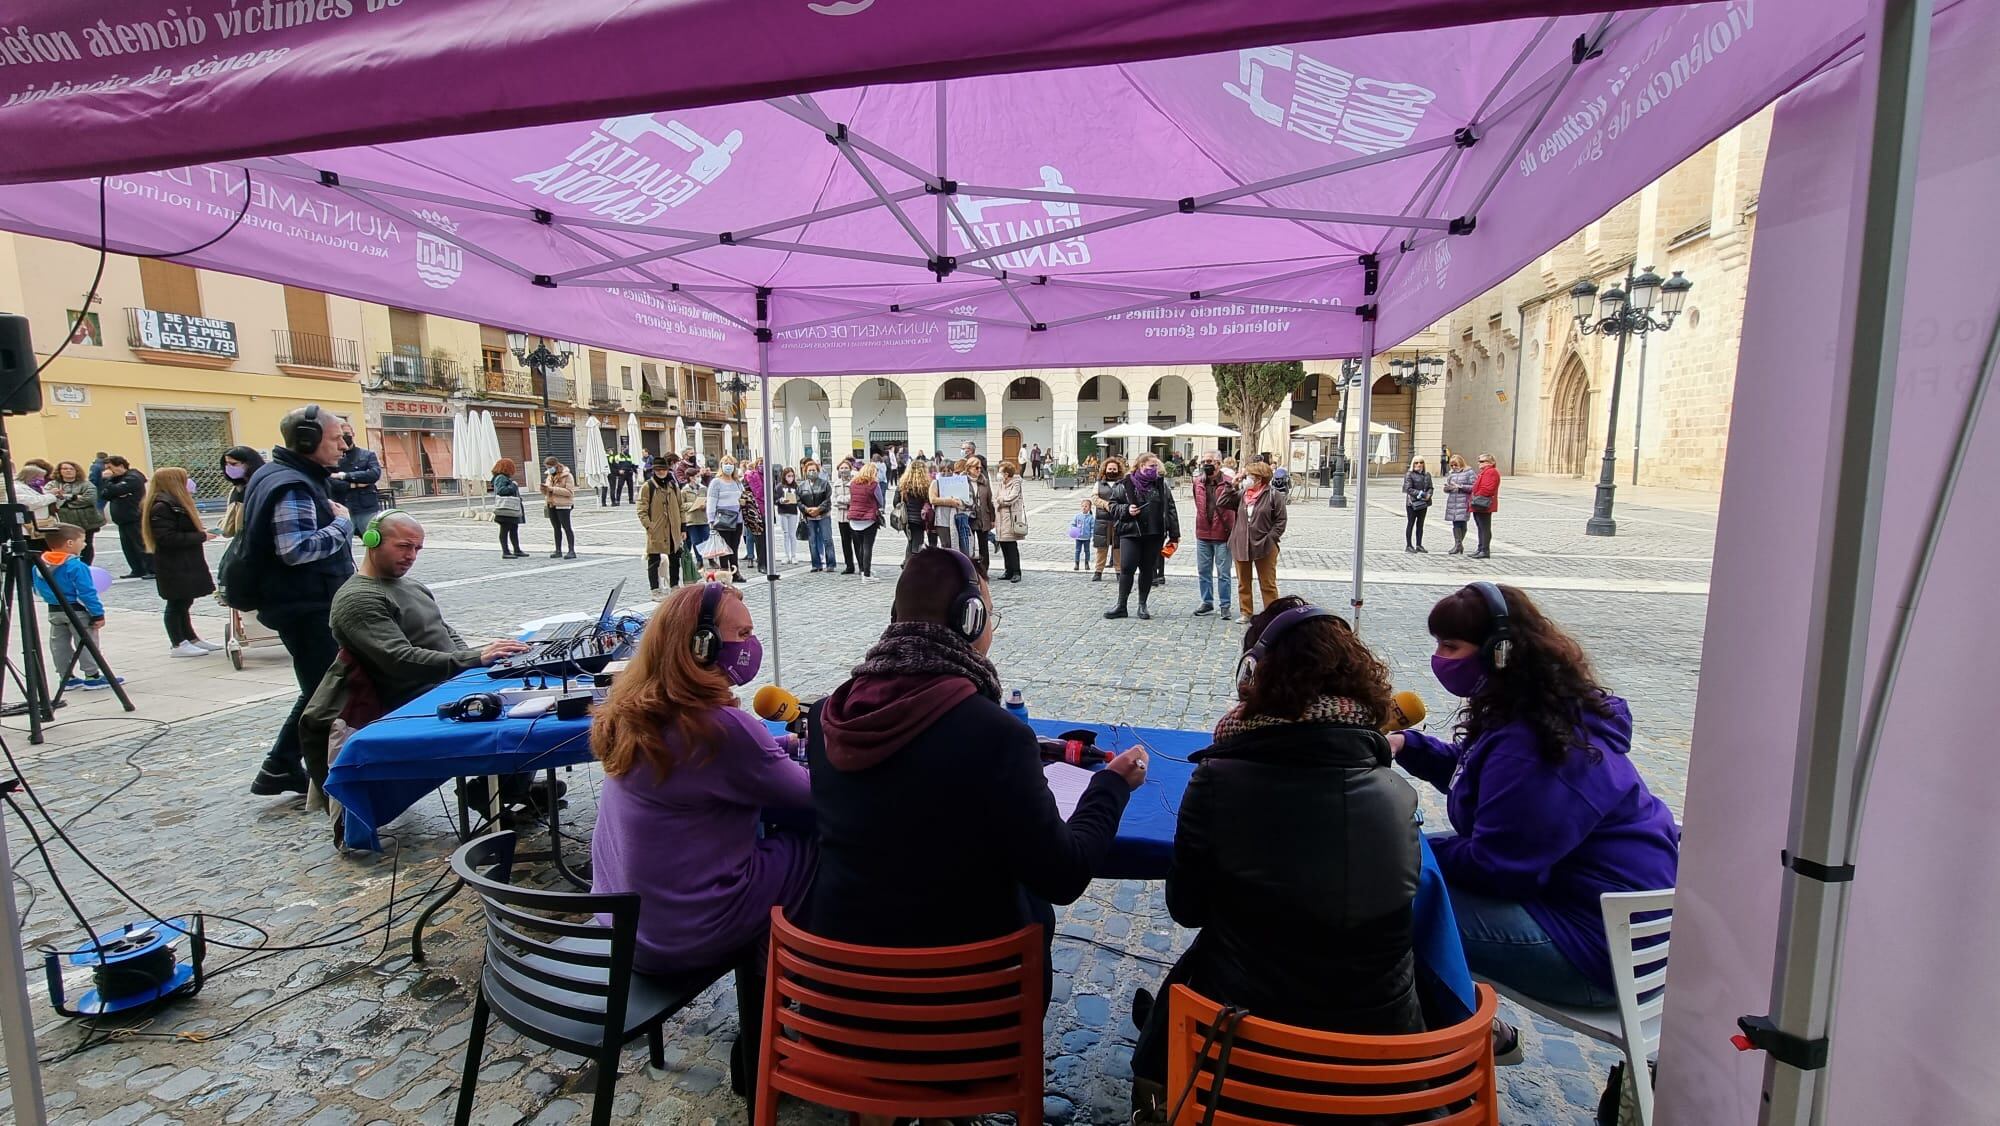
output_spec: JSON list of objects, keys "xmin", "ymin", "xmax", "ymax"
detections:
[{"xmin": 1131, "ymin": 464, "xmax": 1161, "ymax": 500}]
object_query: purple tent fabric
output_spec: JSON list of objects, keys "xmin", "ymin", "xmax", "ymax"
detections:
[
  {"xmin": 0, "ymin": 3, "xmax": 1859, "ymax": 372},
  {"xmin": 1, "ymin": 0, "xmax": 1703, "ymax": 187}
]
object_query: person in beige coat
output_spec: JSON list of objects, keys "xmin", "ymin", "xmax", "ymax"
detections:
[
  {"xmin": 636, "ymin": 460, "xmax": 687, "ymax": 598},
  {"xmin": 994, "ymin": 460, "xmax": 1028, "ymax": 583},
  {"xmin": 539, "ymin": 458, "xmax": 578, "ymax": 559}
]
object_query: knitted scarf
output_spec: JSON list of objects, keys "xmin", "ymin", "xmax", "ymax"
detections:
[
  {"xmin": 1213, "ymin": 694, "xmax": 1377, "ymax": 742},
  {"xmin": 851, "ymin": 622, "xmax": 1003, "ymax": 703},
  {"xmin": 1131, "ymin": 464, "xmax": 1161, "ymax": 501}
]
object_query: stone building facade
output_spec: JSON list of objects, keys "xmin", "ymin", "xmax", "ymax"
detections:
[{"xmin": 1431, "ymin": 108, "xmax": 1771, "ymax": 491}]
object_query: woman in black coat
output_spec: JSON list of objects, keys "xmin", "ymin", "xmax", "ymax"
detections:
[
  {"xmin": 140, "ymin": 467, "xmax": 217, "ymax": 657},
  {"xmin": 1128, "ymin": 596, "xmax": 1424, "ymax": 1114},
  {"xmin": 1102, "ymin": 452, "xmax": 1179, "ymax": 620}
]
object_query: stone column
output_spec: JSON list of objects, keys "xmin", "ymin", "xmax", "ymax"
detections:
[{"xmin": 828, "ymin": 402, "xmax": 856, "ymax": 462}]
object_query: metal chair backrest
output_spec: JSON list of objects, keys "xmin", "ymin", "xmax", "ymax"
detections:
[
  {"xmin": 754, "ymin": 906, "xmax": 1045, "ymax": 1126},
  {"xmin": 1166, "ymin": 982, "xmax": 1501, "ymax": 1126},
  {"xmin": 450, "ymin": 831, "xmax": 641, "ymax": 1055},
  {"xmin": 1601, "ymin": 888, "xmax": 1675, "ymax": 1126}
]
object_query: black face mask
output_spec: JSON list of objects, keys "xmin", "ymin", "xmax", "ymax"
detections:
[{"xmin": 342, "ymin": 436, "xmax": 355, "ymax": 448}]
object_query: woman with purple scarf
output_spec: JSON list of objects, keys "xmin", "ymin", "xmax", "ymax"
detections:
[
  {"xmin": 1101, "ymin": 452, "xmax": 1180, "ymax": 620},
  {"xmin": 1392, "ymin": 582, "xmax": 1678, "ymax": 1055}
]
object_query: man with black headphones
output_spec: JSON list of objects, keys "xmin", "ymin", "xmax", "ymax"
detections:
[
  {"xmin": 232, "ymin": 403, "xmax": 357, "ymax": 798},
  {"xmin": 300, "ymin": 512, "xmax": 528, "ymax": 829},
  {"xmin": 807, "ymin": 547, "xmax": 1147, "ymax": 1001}
]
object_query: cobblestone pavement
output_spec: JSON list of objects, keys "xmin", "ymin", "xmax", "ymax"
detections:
[{"xmin": 5, "ymin": 475, "xmax": 1713, "ymax": 1124}]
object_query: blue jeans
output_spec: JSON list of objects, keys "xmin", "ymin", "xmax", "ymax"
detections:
[
  {"xmin": 1195, "ymin": 538, "xmax": 1233, "ymax": 610},
  {"xmin": 954, "ymin": 512, "xmax": 972, "ymax": 554},
  {"xmin": 1074, "ymin": 538, "xmax": 1089, "ymax": 566},
  {"xmin": 1443, "ymin": 877, "xmax": 1615, "ymax": 1009},
  {"xmin": 807, "ymin": 516, "xmax": 834, "ymax": 569}
]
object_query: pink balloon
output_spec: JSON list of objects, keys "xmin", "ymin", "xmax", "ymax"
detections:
[{"xmin": 89, "ymin": 566, "xmax": 114, "ymax": 594}]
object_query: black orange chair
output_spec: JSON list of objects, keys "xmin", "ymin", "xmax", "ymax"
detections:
[
  {"xmin": 753, "ymin": 906, "xmax": 1046, "ymax": 1126},
  {"xmin": 1166, "ymin": 981, "xmax": 1501, "ymax": 1125}
]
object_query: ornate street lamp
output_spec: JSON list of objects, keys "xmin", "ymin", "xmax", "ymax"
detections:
[
  {"xmin": 507, "ymin": 332, "xmax": 574, "ymax": 465},
  {"xmin": 1328, "ymin": 359, "xmax": 1363, "ymax": 509},
  {"xmin": 718, "ymin": 371, "xmax": 754, "ymax": 458},
  {"xmin": 1569, "ymin": 265, "xmax": 1692, "ymax": 535}
]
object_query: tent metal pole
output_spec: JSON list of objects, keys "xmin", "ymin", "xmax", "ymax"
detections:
[
  {"xmin": 1352, "ymin": 316, "xmax": 1376, "ymax": 633},
  {"xmin": 1753, "ymin": 1, "xmax": 1930, "ymax": 1122},
  {"xmin": 550, "ymin": 187, "xmax": 931, "ymax": 281},
  {"xmin": 0, "ymin": 801, "xmax": 48, "ymax": 1125},
  {"xmin": 756, "ymin": 299, "xmax": 783, "ymax": 687}
]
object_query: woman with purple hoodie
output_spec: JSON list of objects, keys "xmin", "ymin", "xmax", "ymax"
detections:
[{"xmin": 1392, "ymin": 583, "xmax": 1678, "ymax": 1045}]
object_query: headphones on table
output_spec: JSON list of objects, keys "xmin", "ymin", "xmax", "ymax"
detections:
[
  {"xmin": 360, "ymin": 509, "xmax": 408, "ymax": 549},
  {"xmin": 690, "ymin": 582, "xmax": 724, "ymax": 666},
  {"xmin": 887, "ymin": 549, "xmax": 987, "ymax": 642},
  {"xmin": 439, "ymin": 692, "xmax": 504, "ymax": 722},
  {"xmin": 1469, "ymin": 581, "xmax": 1514, "ymax": 670},
  {"xmin": 1235, "ymin": 601, "xmax": 1337, "ymax": 689},
  {"xmin": 284, "ymin": 403, "xmax": 325, "ymax": 455}
]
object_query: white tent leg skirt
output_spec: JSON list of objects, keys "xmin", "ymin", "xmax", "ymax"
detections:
[
  {"xmin": 1755, "ymin": 0, "xmax": 1930, "ymax": 1122},
  {"xmin": 1352, "ymin": 317, "xmax": 1375, "ymax": 633}
]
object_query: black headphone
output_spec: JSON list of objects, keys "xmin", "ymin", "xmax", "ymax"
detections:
[
  {"xmin": 1470, "ymin": 581, "xmax": 1514, "ymax": 670},
  {"xmin": 890, "ymin": 548, "xmax": 987, "ymax": 641},
  {"xmin": 438, "ymin": 692, "xmax": 504, "ymax": 722},
  {"xmin": 690, "ymin": 582, "xmax": 724, "ymax": 665},
  {"xmin": 284, "ymin": 404, "xmax": 325, "ymax": 455},
  {"xmin": 1236, "ymin": 601, "xmax": 1336, "ymax": 689}
]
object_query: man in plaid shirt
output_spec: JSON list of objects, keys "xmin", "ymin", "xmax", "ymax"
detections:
[{"xmin": 237, "ymin": 405, "xmax": 355, "ymax": 798}]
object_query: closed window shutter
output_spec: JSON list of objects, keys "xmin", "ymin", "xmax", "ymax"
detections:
[
  {"xmin": 480, "ymin": 324, "xmax": 507, "ymax": 350},
  {"xmin": 283, "ymin": 286, "xmax": 330, "ymax": 337},
  {"xmin": 138, "ymin": 260, "xmax": 202, "ymax": 316},
  {"xmin": 388, "ymin": 308, "xmax": 423, "ymax": 354}
]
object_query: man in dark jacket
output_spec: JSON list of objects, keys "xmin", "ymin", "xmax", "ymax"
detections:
[
  {"xmin": 96, "ymin": 456, "xmax": 151, "ymax": 578},
  {"xmin": 237, "ymin": 404, "xmax": 356, "ymax": 797},
  {"xmin": 806, "ymin": 548, "xmax": 1146, "ymax": 991},
  {"xmin": 608, "ymin": 445, "xmax": 639, "ymax": 506},
  {"xmin": 329, "ymin": 420, "xmax": 383, "ymax": 536},
  {"xmin": 1189, "ymin": 451, "xmax": 1237, "ymax": 620}
]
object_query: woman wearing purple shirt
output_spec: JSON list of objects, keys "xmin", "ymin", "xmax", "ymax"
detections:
[
  {"xmin": 1392, "ymin": 582, "xmax": 1678, "ymax": 1026},
  {"xmin": 589, "ymin": 582, "xmax": 816, "ymax": 975}
]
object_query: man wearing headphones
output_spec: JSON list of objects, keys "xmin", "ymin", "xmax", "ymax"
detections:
[
  {"xmin": 234, "ymin": 403, "xmax": 358, "ymax": 797},
  {"xmin": 806, "ymin": 547, "xmax": 1147, "ymax": 1002},
  {"xmin": 301, "ymin": 512, "xmax": 528, "ymax": 829}
]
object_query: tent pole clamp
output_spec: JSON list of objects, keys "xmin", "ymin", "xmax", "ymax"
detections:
[{"xmin": 1731, "ymin": 1015, "xmax": 1830, "ymax": 1072}]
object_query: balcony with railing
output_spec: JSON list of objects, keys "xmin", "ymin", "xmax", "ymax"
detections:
[
  {"xmin": 479, "ymin": 368, "xmax": 542, "ymax": 400},
  {"xmin": 125, "ymin": 306, "xmax": 239, "ymax": 369},
  {"xmin": 369, "ymin": 351, "xmax": 463, "ymax": 394},
  {"xmin": 274, "ymin": 329, "xmax": 362, "ymax": 376},
  {"xmin": 683, "ymin": 397, "xmax": 733, "ymax": 420}
]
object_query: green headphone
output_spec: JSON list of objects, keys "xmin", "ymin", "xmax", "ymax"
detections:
[{"xmin": 360, "ymin": 509, "xmax": 408, "ymax": 549}]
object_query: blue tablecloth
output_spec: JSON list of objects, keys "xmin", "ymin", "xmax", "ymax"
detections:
[{"xmin": 327, "ymin": 673, "xmax": 1476, "ymax": 1021}]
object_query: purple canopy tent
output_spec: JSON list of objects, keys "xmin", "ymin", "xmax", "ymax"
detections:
[{"xmin": 0, "ymin": 2, "xmax": 1943, "ymax": 1124}]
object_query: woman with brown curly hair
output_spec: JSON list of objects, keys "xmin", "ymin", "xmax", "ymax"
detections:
[
  {"xmin": 1128, "ymin": 596, "xmax": 1423, "ymax": 1110},
  {"xmin": 589, "ymin": 582, "xmax": 816, "ymax": 975},
  {"xmin": 1393, "ymin": 582, "xmax": 1678, "ymax": 1016}
]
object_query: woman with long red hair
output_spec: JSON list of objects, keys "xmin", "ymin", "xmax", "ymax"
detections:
[{"xmin": 588, "ymin": 582, "xmax": 815, "ymax": 975}]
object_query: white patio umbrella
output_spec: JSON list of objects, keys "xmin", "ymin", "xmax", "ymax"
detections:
[
  {"xmin": 1164, "ymin": 421, "xmax": 1239, "ymax": 438},
  {"xmin": 625, "ymin": 411, "xmax": 643, "ymax": 460},
  {"xmin": 692, "ymin": 422, "xmax": 706, "ymax": 465},
  {"xmin": 810, "ymin": 426, "xmax": 820, "ymax": 464},
  {"xmin": 450, "ymin": 410, "xmax": 476, "ymax": 513},
  {"xmin": 580, "ymin": 416, "xmax": 613, "ymax": 488},
  {"xmin": 1093, "ymin": 421, "xmax": 1172, "ymax": 440},
  {"xmin": 479, "ymin": 411, "xmax": 502, "ymax": 480},
  {"xmin": 788, "ymin": 416, "xmax": 803, "ymax": 464},
  {"xmin": 722, "ymin": 423, "xmax": 735, "ymax": 458},
  {"xmin": 1372, "ymin": 430, "xmax": 1395, "ymax": 464}
]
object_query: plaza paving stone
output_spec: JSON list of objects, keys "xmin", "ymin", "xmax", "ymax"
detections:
[{"xmin": 4, "ymin": 475, "xmax": 1711, "ymax": 1124}]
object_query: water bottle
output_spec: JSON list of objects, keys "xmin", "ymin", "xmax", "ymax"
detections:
[{"xmin": 1005, "ymin": 689, "xmax": 1027, "ymax": 720}]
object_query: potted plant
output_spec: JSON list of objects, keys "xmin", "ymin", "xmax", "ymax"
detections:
[{"xmin": 1048, "ymin": 461, "xmax": 1079, "ymax": 489}]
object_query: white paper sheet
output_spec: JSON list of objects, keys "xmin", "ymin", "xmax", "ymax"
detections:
[{"xmin": 1043, "ymin": 762, "xmax": 1095, "ymax": 819}]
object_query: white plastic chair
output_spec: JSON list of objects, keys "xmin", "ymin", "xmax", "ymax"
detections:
[{"xmin": 1482, "ymin": 888, "xmax": 1674, "ymax": 1126}]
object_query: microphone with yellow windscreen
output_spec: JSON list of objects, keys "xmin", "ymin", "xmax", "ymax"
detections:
[
  {"xmin": 1384, "ymin": 690, "xmax": 1427, "ymax": 732},
  {"xmin": 752, "ymin": 684, "xmax": 805, "ymax": 728}
]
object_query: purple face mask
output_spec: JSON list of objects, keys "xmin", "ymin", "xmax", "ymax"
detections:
[
  {"xmin": 224, "ymin": 463, "xmax": 247, "ymax": 480},
  {"xmin": 714, "ymin": 634, "xmax": 763, "ymax": 686},
  {"xmin": 1431, "ymin": 652, "xmax": 1487, "ymax": 698}
]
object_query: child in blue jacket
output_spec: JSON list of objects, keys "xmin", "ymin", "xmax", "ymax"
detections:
[
  {"xmin": 32, "ymin": 523, "xmax": 114, "ymax": 689},
  {"xmin": 1068, "ymin": 499, "xmax": 1096, "ymax": 570}
]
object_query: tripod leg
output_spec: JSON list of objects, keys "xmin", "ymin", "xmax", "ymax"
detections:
[
  {"xmin": 6, "ymin": 553, "xmax": 49, "ymax": 744},
  {"xmin": 32, "ymin": 556, "xmax": 131, "ymax": 713}
]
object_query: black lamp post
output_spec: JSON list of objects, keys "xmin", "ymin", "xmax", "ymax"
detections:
[
  {"xmin": 718, "ymin": 371, "xmax": 754, "ymax": 459},
  {"xmin": 1328, "ymin": 359, "xmax": 1361, "ymax": 508},
  {"xmin": 1388, "ymin": 353, "xmax": 1445, "ymax": 466},
  {"xmin": 507, "ymin": 332, "xmax": 574, "ymax": 467},
  {"xmin": 1570, "ymin": 264, "xmax": 1693, "ymax": 536}
]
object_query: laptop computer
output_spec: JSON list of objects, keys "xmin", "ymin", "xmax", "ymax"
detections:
[{"xmin": 523, "ymin": 580, "xmax": 626, "ymax": 644}]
